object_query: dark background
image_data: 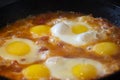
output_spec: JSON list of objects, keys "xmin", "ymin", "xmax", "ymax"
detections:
[{"xmin": 0, "ymin": 0, "xmax": 120, "ymax": 8}]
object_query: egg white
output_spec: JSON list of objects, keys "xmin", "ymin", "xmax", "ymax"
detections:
[
  {"xmin": 51, "ymin": 22, "xmax": 99, "ymax": 46},
  {"xmin": 45, "ymin": 57, "xmax": 107, "ymax": 80},
  {"xmin": 0, "ymin": 38, "xmax": 47, "ymax": 64},
  {"xmin": 50, "ymin": 17, "xmax": 108, "ymax": 47}
]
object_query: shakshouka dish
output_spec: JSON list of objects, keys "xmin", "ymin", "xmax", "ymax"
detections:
[{"xmin": 0, "ymin": 12, "xmax": 120, "ymax": 80}]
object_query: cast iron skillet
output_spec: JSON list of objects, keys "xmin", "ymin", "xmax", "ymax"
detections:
[{"xmin": 0, "ymin": 0, "xmax": 120, "ymax": 80}]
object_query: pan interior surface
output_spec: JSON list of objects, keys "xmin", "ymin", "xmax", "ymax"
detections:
[{"xmin": 0, "ymin": 0, "xmax": 120, "ymax": 27}]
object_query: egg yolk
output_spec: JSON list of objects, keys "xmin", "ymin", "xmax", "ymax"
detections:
[
  {"xmin": 72, "ymin": 24, "xmax": 88, "ymax": 34},
  {"xmin": 72, "ymin": 64, "xmax": 97, "ymax": 79},
  {"xmin": 22, "ymin": 64, "xmax": 50, "ymax": 79},
  {"xmin": 30, "ymin": 25, "xmax": 50, "ymax": 36},
  {"xmin": 5, "ymin": 41, "xmax": 30, "ymax": 56},
  {"xmin": 93, "ymin": 42, "xmax": 118, "ymax": 56}
]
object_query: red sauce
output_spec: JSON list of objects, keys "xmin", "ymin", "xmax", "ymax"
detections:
[{"xmin": 0, "ymin": 12, "xmax": 120, "ymax": 80}]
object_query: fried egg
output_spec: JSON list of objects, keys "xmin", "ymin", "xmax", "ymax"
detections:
[
  {"xmin": 30, "ymin": 25, "xmax": 50, "ymax": 38},
  {"xmin": 45, "ymin": 57, "xmax": 107, "ymax": 80},
  {"xmin": 51, "ymin": 17, "xmax": 107, "ymax": 47},
  {"xmin": 22, "ymin": 64, "xmax": 50, "ymax": 80},
  {"xmin": 92, "ymin": 42, "xmax": 119, "ymax": 56},
  {"xmin": 0, "ymin": 38, "xmax": 43, "ymax": 64}
]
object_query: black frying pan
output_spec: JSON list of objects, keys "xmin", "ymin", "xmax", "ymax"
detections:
[{"xmin": 0, "ymin": 0, "xmax": 120, "ymax": 80}]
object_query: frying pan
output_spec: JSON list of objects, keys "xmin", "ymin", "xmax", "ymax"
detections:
[{"xmin": 0, "ymin": 0, "xmax": 120, "ymax": 80}]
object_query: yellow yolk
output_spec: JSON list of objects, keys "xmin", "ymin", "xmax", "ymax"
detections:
[
  {"xmin": 72, "ymin": 64, "xmax": 97, "ymax": 79},
  {"xmin": 5, "ymin": 41, "xmax": 30, "ymax": 56},
  {"xmin": 30, "ymin": 25, "xmax": 50, "ymax": 36},
  {"xmin": 72, "ymin": 24, "xmax": 88, "ymax": 34},
  {"xmin": 22, "ymin": 64, "xmax": 50, "ymax": 79},
  {"xmin": 93, "ymin": 42, "xmax": 118, "ymax": 56}
]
